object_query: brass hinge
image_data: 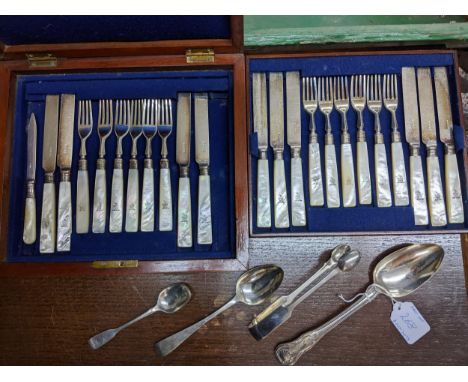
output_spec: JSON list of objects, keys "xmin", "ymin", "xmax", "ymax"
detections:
[
  {"xmin": 186, "ymin": 49, "xmax": 215, "ymax": 64},
  {"xmin": 91, "ymin": 260, "xmax": 139, "ymax": 269},
  {"xmin": 26, "ymin": 53, "xmax": 57, "ymax": 68}
]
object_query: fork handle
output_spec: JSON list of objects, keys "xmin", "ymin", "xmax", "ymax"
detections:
[
  {"xmin": 76, "ymin": 162, "xmax": 90, "ymax": 234},
  {"xmin": 445, "ymin": 151, "xmax": 464, "ymax": 224},
  {"xmin": 159, "ymin": 166, "xmax": 173, "ymax": 231},
  {"xmin": 374, "ymin": 139, "xmax": 392, "ymax": 207},
  {"xmin": 409, "ymin": 153, "xmax": 429, "ymax": 225},
  {"xmin": 125, "ymin": 161, "xmax": 139, "ymax": 232},
  {"xmin": 325, "ymin": 143, "xmax": 340, "ymax": 208},
  {"xmin": 391, "ymin": 141, "xmax": 409, "ymax": 206},
  {"xmin": 308, "ymin": 142, "xmax": 324, "ymax": 206},
  {"xmin": 92, "ymin": 162, "xmax": 107, "ymax": 233},
  {"xmin": 109, "ymin": 160, "xmax": 124, "ymax": 233},
  {"xmin": 177, "ymin": 173, "xmax": 192, "ymax": 247},
  {"xmin": 273, "ymin": 155, "xmax": 290, "ymax": 228},
  {"xmin": 141, "ymin": 162, "xmax": 155, "ymax": 232},
  {"xmin": 356, "ymin": 141, "xmax": 372, "ymax": 204},
  {"xmin": 341, "ymin": 143, "xmax": 356, "ymax": 207},
  {"xmin": 427, "ymin": 149, "xmax": 447, "ymax": 226}
]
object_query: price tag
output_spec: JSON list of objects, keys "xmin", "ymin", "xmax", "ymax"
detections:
[{"xmin": 390, "ymin": 301, "xmax": 430, "ymax": 345}]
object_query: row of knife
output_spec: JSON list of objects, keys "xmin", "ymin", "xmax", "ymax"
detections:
[
  {"xmin": 252, "ymin": 67, "xmax": 464, "ymax": 229},
  {"xmin": 22, "ymin": 93, "xmax": 213, "ymax": 253}
]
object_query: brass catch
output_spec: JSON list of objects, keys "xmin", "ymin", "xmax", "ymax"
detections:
[
  {"xmin": 91, "ymin": 260, "xmax": 139, "ymax": 269},
  {"xmin": 186, "ymin": 49, "xmax": 215, "ymax": 64},
  {"xmin": 26, "ymin": 53, "xmax": 57, "ymax": 68}
]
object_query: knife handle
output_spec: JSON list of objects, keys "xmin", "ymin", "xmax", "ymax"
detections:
[
  {"xmin": 374, "ymin": 141, "xmax": 392, "ymax": 208},
  {"xmin": 57, "ymin": 172, "xmax": 72, "ymax": 252},
  {"xmin": 340, "ymin": 142, "xmax": 356, "ymax": 208},
  {"xmin": 141, "ymin": 161, "xmax": 155, "ymax": 232},
  {"xmin": 409, "ymin": 153, "xmax": 429, "ymax": 225},
  {"xmin": 445, "ymin": 151, "xmax": 464, "ymax": 224},
  {"xmin": 391, "ymin": 141, "xmax": 409, "ymax": 206},
  {"xmin": 325, "ymin": 143, "xmax": 340, "ymax": 208},
  {"xmin": 125, "ymin": 160, "xmax": 139, "ymax": 233},
  {"xmin": 197, "ymin": 171, "xmax": 213, "ymax": 244},
  {"xmin": 76, "ymin": 160, "xmax": 89, "ymax": 234},
  {"xmin": 308, "ymin": 142, "xmax": 324, "ymax": 206},
  {"xmin": 159, "ymin": 165, "xmax": 173, "ymax": 231},
  {"xmin": 92, "ymin": 160, "xmax": 107, "ymax": 233},
  {"xmin": 291, "ymin": 154, "xmax": 306, "ymax": 226},
  {"xmin": 177, "ymin": 172, "xmax": 192, "ymax": 247},
  {"xmin": 356, "ymin": 140, "xmax": 372, "ymax": 205},
  {"xmin": 427, "ymin": 150, "xmax": 447, "ymax": 226},
  {"xmin": 23, "ymin": 180, "xmax": 36, "ymax": 244},
  {"xmin": 257, "ymin": 157, "xmax": 272, "ymax": 227},
  {"xmin": 109, "ymin": 160, "xmax": 124, "ymax": 233},
  {"xmin": 273, "ymin": 155, "xmax": 290, "ymax": 228},
  {"xmin": 40, "ymin": 178, "xmax": 56, "ymax": 253}
]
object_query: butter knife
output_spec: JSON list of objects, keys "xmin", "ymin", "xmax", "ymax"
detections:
[
  {"xmin": 23, "ymin": 113, "xmax": 37, "ymax": 244},
  {"xmin": 417, "ymin": 68, "xmax": 447, "ymax": 226},
  {"xmin": 39, "ymin": 95, "xmax": 59, "ymax": 253},
  {"xmin": 176, "ymin": 93, "xmax": 192, "ymax": 247},
  {"xmin": 269, "ymin": 72, "xmax": 290, "ymax": 228},
  {"xmin": 286, "ymin": 72, "xmax": 306, "ymax": 226},
  {"xmin": 56, "ymin": 94, "xmax": 75, "ymax": 251},
  {"xmin": 252, "ymin": 73, "xmax": 271, "ymax": 228},
  {"xmin": 434, "ymin": 67, "xmax": 464, "ymax": 224},
  {"xmin": 195, "ymin": 93, "xmax": 212, "ymax": 244},
  {"xmin": 402, "ymin": 67, "xmax": 428, "ymax": 225}
]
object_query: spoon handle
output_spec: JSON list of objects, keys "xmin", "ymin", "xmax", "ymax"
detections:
[
  {"xmin": 89, "ymin": 305, "xmax": 158, "ymax": 350},
  {"xmin": 155, "ymin": 297, "xmax": 237, "ymax": 357},
  {"xmin": 275, "ymin": 285, "xmax": 380, "ymax": 365}
]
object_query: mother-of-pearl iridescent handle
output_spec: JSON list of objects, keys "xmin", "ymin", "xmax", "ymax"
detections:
[
  {"xmin": 445, "ymin": 150, "xmax": 464, "ymax": 224},
  {"xmin": 290, "ymin": 156, "xmax": 306, "ymax": 226},
  {"xmin": 109, "ymin": 160, "xmax": 124, "ymax": 233},
  {"xmin": 374, "ymin": 135, "xmax": 392, "ymax": 208},
  {"xmin": 273, "ymin": 154, "xmax": 289, "ymax": 228},
  {"xmin": 426, "ymin": 147, "xmax": 447, "ymax": 226},
  {"xmin": 40, "ymin": 178, "xmax": 56, "ymax": 253},
  {"xmin": 125, "ymin": 164, "xmax": 139, "ymax": 232},
  {"xmin": 57, "ymin": 172, "xmax": 72, "ymax": 251},
  {"xmin": 409, "ymin": 149, "xmax": 429, "ymax": 225},
  {"xmin": 257, "ymin": 155, "xmax": 272, "ymax": 227},
  {"xmin": 177, "ymin": 169, "xmax": 192, "ymax": 247},
  {"xmin": 340, "ymin": 141, "xmax": 356, "ymax": 208},
  {"xmin": 92, "ymin": 160, "xmax": 107, "ymax": 233},
  {"xmin": 76, "ymin": 163, "xmax": 90, "ymax": 234},
  {"xmin": 159, "ymin": 167, "xmax": 173, "ymax": 231},
  {"xmin": 391, "ymin": 140, "xmax": 409, "ymax": 206},
  {"xmin": 324, "ymin": 141, "xmax": 340, "ymax": 208},
  {"xmin": 197, "ymin": 172, "xmax": 212, "ymax": 244},
  {"xmin": 308, "ymin": 141, "xmax": 324, "ymax": 207},
  {"xmin": 23, "ymin": 180, "xmax": 36, "ymax": 244}
]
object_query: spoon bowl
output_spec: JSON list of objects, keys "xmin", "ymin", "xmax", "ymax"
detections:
[
  {"xmin": 157, "ymin": 283, "xmax": 192, "ymax": 313},
  {"xmin": 236, "ymin": 264, "xmax": 284, "ymax": 305}
]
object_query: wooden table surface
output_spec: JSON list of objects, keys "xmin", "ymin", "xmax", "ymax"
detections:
[{"xmin": 1, "ymin": 234, "xmax": 467, "ymax": 365}]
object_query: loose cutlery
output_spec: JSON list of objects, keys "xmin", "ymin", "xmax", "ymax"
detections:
[
  {"xmin": 40, "ymin": 95, "xmax": 59, "ymax": 253},
  {"xmin": 176, "ymin": 93, "xmax": 192, "ymax": 247},
  {"xmin": 383, "ymin": 74, "xmax": 409, "ymax": 206},
  {"xmin": 286, "ymin": 72, "xmax": 306, "ymax": 226},
  {"xmin": 402, "ymin": 67, "xmax": 428, "ymax": 225},
  {"xmin": 158, "ymin": 99, "xmax": 174, "ymax": 231},
  {"xmin": 417, "ymin": 68, "xmax": 447, "ymax": 226},
  {"xmin": 434, "ymin": 67, "xmax": 464, "ymax": 224},
  {"xmin": 253, "ymin": 72, "xmax": 272, "ymax": 227},
  {"xmin": 194, "ymin": 93, "xmax": 213, "ymax": 244},
  {"xmin": 92, "ymin": 100, "xmax": 113, "ymax": 233},
  {"xmin": 302, "ymin": 76, "xmax": 324, "ymax": 207},
  {"xmin": 23, "ymin": 113, "xmax": 37, "ymax": 244},
  {"xmin": 76, "ymin": 100, "xmax": 93, "ymax": 234},
  {"xmin": 56, "ymin": 94, "xmax": 75, "ymax": 251}
]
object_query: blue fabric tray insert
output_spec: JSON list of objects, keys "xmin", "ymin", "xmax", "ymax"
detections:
[
  {"xmin": 8, "ymin": 70, "xmax": 235, "ymax": 263},
  {"xmin": 0, "ymin": 16, "xmax": 231, "ymax": 45},
  {"xmin": 249, "ymin": 53, "xmax": 468, "ymax": 234}
]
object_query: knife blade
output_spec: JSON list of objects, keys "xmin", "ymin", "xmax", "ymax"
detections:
[
  {"xmin": 23, "ymin": 113, "xmax": 37, "ymax": 244},
  {"xmin": 176, "ymin": 93, "xmax": 192, "ymax": 248},
  {"xmin": 194, "ymin": 93, "xmax": 212, "ymax": 245},
  {"xmin": 57, "ymin": 94, "xmax": 75, "ymax": 251},
  {"xmin": 286, "ymin": 72, "xmax": 306, "ymax": 226},
  {"xmin": 252, "ymin": 72, "xmax": 271, "ymax": 228},
  {"xmin": 401, "ymin": 67, "xmax": 428, "ymax": 226},
  {"xmin": 269, "ymin": 72, "xmax": 289, "ymax": 228},
  {"xmin": 417, "ymin": 68, "xmax": 447, "ymax": 226},
  {"xmin": 434, "ymin": 66, "xmax": 464, "ymax": 224},
  {"xmin": 39, "ymin": 95, "xmax": 59, "ymax": 253}
]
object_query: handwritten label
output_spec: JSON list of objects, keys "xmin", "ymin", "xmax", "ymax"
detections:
[{"xmin": 390, "ymin": 302, "xmax": 430, "ymax": 345}]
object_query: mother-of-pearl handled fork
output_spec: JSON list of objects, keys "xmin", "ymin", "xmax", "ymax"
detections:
[
  {"xmin": 109, "ymin": 100, "xmax": 131, "ymax": 233},
  {"xmin": 76, "ymin": 100, "xmax": 93, "ymax": 234}
]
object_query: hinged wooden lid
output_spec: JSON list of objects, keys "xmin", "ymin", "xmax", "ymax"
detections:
[{"xmin": 0, "ymin": 16, "xmax": 243, "ymax": 61}]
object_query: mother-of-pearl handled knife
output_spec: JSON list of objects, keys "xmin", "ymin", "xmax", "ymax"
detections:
[
  {"xmin": 269, "ymin": 72, "xmax": 290, "ymax": 228},
  {"xmin": 286, "ymin": 72, "xmax": 306, "ymax": 226},
  {"xmin": 40, "ymin": 95, "xmax": 59, "ymax": 253},
  {"xmin": 176, "ymin": 93, "xmax": 192, "ymax": 247},
  {"xmin": 57, "ymin": 94, "xmax": 75, "ymax": 251},
  {"xmin": 434, "ymin": 67, "xmax": 464, "ymax": 224},
  {"xmin": 252, "ymin": 73, "xmax": 272, "ymax": 228},
  {"xmin": 194, "ymin": 94, "xmax": 212, "ymax": 244},
  {"xmin": 402, "ymin": 67, "xmax": 429, "ymax": 226},
  {"xmin": 23, "ymin": 114, "xmax": 37, "ymax": 244},
  {"xmin": 417, "ymin": 68, "xmax": 447, "ymax": 227}
]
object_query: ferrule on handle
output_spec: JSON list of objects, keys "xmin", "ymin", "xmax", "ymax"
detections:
[
  {"xmin": 159, "ymin": 161, "xmax": 173, "ymax": 231},
  {"xmin": 92, "ymin": 158, "xmax": 107, "ymax": 233},
  {"xmin": 141, "ymin": 160, "xmax": 155, "ymax": 232},
  {"xmin": 177, "ymin": 167, "xmax": 192, "ymax": 247},
  {"xmin": 40, "ymin": 173, "xmax": 56, "ymax": 253},
  {"xmin": 325, "ymin": 142, "xmax": 340, "ymax": 208},
  {"xmin": 340, "ymin": 141, "xmax": 356, "ymax": 208},
  {"xmin": 374, "ymin": 136, "xmax": 392, "ymax": 208},
  {"xmin": 57, "ymin": 170, "xmax": 72, "ymax": 252},
  {"xmin": 445, "ymin": 148, "xmax": 464, "ymax": 224},
  {"xmin": 109, "ymin": 159, "xmax": 124, "ymax": 233},
  {"xmin": 76, "ymin": 159, "xmax": 90, "ymax": 234},
  {"xmin": 290, "ymin": 148, "xmax": 306, "ymax": 226},
  {"xmin": 257, "ymin": 151, "xmax": 272, "ymax": 227},
  {"xmin": 409, "ymin": 147, "xmax": 429, "ymax": 225},
  {"xmin": 426, "ymin": 147, "xmax": 447, "ymax": 226},
  {"xmin": 23, "ymin": 180, "xmax": 36, "ymax": 244},
  {"xmin": 391, "ymin": 140, "xmax": 409, "ymax": 206},
  {"xmin": 125, "ymin": 160, "xmax": 139, "ymax": 232},
  {"xmin": 273, "ymin": 152, "xmax": 290, "ymax": 228}
]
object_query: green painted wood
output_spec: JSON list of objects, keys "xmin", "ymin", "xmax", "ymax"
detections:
[{"xmin": 244, "ymin": 16, "xmax": 468, "ymax": 47}]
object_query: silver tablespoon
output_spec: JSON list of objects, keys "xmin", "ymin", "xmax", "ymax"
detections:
[
  {"xmin": 155, "ymin": 264, "xmax": 284, "ymax": 357},
  {"xmin": 275, "ymin": 243, "xmax": 444, "ymax": 365},
  {"xmin": 89, "ymin": 283, "xmax": 192, "ymax": 350}
]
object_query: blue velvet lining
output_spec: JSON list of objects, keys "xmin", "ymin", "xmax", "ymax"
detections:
[
  {"xmin": 249, "ymin": 53, "xmax": 468, "ymax": 234},
  {"xmin": 8, "ymin": 70, "xmax": 235, "ymax": 263},
  {"xmin": 0, "ymin": 16, "xmax": 231, "ymax": 45}
]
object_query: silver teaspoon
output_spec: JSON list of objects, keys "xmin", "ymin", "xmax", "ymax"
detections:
[
  {"xmin": 275, "ymin": 243, "xmax": 444, "ymax": 365},
  {"xmin": 89, "ymin": 283, "xmax": 192, "ymax": 350}
]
